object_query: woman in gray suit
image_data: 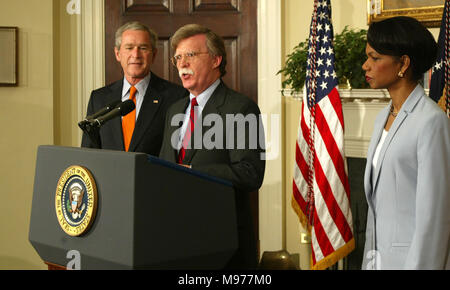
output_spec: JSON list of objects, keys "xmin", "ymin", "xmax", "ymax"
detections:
[{"xmin": 361, "ymin": 16, "xmax": 450, "ymax": 269}]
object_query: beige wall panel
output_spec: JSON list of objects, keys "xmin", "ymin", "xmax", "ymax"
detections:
[{"xmin": 0, "ymin": 0, "xmax": 54, "ymax": 270}]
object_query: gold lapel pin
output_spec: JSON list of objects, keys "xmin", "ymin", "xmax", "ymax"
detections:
[{"xmin": 153, "ymin": 100, "xmax": 159, "ymax": 104}]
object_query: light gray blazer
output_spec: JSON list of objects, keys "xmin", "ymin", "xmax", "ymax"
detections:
[{"xmin": 362, "ymin": 85, "xmax": 450, "ymax": 270}]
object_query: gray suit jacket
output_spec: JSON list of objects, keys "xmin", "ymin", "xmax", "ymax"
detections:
[
  {"xmin": 159, "ymin": 81, "xmax": 265, "ymax": 193},
  {"xmin": 362, "ymin": 85, "xmax": 450, "ymax": 270},
  {"xmin": 159, "ymin": 81, "xmax": 265, "ymax": 269}
]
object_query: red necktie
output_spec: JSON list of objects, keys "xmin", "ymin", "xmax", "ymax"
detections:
[
  {"xmin": 177, "ymin": 97, "xmax": 199, "ymax": 164},
  {"xmin": 122, "ymin": 86, "xmax": 137, "ymax": 152}
]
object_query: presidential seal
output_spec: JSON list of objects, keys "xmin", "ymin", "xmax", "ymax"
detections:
[{"xmin": 55, "ymin": 165, "xmax": 98, "ymax": 237}]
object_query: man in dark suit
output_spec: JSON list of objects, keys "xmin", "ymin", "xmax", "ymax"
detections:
[
  {"xmin": 81, "ymin": 21, "xmax": 187, "ymax": 155},
  {"xmin": 159, "ymin": 24, "xmax": 265, "ymax": 269}
]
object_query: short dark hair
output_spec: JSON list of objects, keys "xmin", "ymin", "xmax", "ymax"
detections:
[
  {"xmin": 367, "ymin": 16, "xmax": 437, "ymax": 81},
  {"xmin": 171, "ymin": 24, "xmax": 227, "ymax": 77}
]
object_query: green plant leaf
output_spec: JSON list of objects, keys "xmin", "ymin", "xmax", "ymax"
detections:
[{"xmin": 279, "ymin": 26, "xmax": 369, "ymax": 92}]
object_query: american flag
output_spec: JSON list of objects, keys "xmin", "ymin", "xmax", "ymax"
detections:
[
  {"xmin": 291, "ymin": 0, "xmax": 355, "ymax": 270},
  {"xmin": 429, "ymin": 0, "xmax": 450, "ymax": 117}
]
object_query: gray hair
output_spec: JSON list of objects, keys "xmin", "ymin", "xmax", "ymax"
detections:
[
  {"xmin": 171, "ymin": 24, "xmax": 227, "ymax": 77},
  {"xmin": 115, "ymin": 21, "xmax": 158, "ymax": 50}
]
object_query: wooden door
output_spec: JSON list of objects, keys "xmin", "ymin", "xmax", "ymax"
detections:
[
  {"xmin": 105, "ymin": 0, "xmax": 257, "ymax": 103},
  {"xmin": 105, "ymin": 0, "xmax": 259, "ymax": 255}
]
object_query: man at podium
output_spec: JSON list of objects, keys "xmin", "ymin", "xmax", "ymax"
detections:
[
  {"xmin": 159, "ymin": 24, "xmax": 265, "ymax": 269},
  {"xmin": 81, "ymin": 21, "xmax": 187, "ymax": 155}
]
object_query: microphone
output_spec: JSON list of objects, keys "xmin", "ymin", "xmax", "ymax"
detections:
[
  {"xmin": 89, "ymin": 99, "xmax": 135, "ymax": 128},
  {"xmin": 78, "ymin": 99, "xmax": 121, "ymax": 130}
]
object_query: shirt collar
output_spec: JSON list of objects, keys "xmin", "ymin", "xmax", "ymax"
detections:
[
  {"xmin": 122, "ymin": 72, "xmax": 151, "ymax": 99},
  {"xmin": 189, "ymin": 78, "xmax": 221, "ymax": 109}
]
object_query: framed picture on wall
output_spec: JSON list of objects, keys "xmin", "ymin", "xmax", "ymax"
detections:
[
  {"xmin": 0, "ymin": 27, "xmax": 18, "ymax": 86},
  {"xmin": 367, "ymin": 0, "xmax": 444, "ymax": 28}
]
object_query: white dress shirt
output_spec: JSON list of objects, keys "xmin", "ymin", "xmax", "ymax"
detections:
[
  {"xmin": 372, "ymin": 129, "xmax": 388, "ymax": 170},
  {"xmin": 121, "ymin": 73, "xmax": 151, "ymax": 120},
  {"xmin": 177, "ymin": 78, "xmax": 221, "ymax": 152}
]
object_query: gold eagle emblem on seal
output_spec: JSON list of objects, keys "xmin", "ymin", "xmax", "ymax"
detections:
[{"xmin": 55, "ymin": 165, "xmax": 98, "ymax": 236}]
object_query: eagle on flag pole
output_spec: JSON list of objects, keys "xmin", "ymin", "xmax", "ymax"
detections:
[{"xmin": 291, "ymin": 0, "xmax": 355, "ymax": 270}]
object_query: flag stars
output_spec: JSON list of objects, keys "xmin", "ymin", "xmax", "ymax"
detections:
[
  {"xmin": 431, "ymin": 59, "xmax": 450, "ymax": 74},
  {"xmin": 305, "ymin": 0, "xmax": 339, "ymax": 96},
  {"xmin": 317, "ymin": 58, "xmax": 324, "ymax": 67},
  {"xmin": 433, "ymin": 60, "xmax": 443, "ymax": 72},
  {"xmin": 319, "ymin": 12, "xmax": 326, "ymax": 20}
]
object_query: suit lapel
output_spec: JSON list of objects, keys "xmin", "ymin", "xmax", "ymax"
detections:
[
  {"xmin": 183, "ymin": 81, "xmax": 227, "ymax": 164},
  {"xmin": 128, "ymin": 76, "xmax": 163, "ymax": 152},
  {"xmin": 371, "ymin": 86, "xmax": 423, "ymax": 193},
  {"xmin": 171, "ymin": 97, "xmax": 191, "ymax": 163},
  {"xmin": 365, "ymin": 105, "xmax": 389, "ymax": 200},
  {"xmin": 371, "ymin": 110, "xmax": 406, "ymax": 193}
]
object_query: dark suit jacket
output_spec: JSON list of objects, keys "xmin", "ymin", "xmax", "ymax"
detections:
[
  {"xmin": 159, "ymin": 81, "xmax": 266, "ymax": 269},
  {"xmin": 81, "ymin": 72, "xmax": 187, "ymax": 156}
]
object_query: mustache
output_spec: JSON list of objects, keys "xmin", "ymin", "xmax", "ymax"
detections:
[{"xmin": 178, "ymin": 68, "xmax": 194, "ymax": 78}]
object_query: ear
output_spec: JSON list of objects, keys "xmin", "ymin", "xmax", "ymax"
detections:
[
  {"xmin": 212, "ymin": 55, "xmax": 222, "ymax": 69},
  {"xmin": 399, "ymin": 55, "xmax": 411, "ymax": 76},
  {"xmin": 114, "ymin": 47, "xmax": 121, "ymax": 62}
]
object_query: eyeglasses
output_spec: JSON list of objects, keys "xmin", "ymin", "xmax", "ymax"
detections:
[{"xmin": 171, "ymin": 51, "xmax": 210, "ymax": 66}]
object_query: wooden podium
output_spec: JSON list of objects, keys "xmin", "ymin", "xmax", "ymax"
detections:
[
  {"xmin": 45, "ymin": 261, "xmax": 66, "ymax": 270},
  {"xmin": 29, "ymin": 145, "xmax": 238, "ymax": 270}
]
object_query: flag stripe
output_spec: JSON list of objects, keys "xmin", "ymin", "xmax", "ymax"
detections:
[
  {"xmin": 312, "ymin": 207, "xmax": 334, "ymax": 257},
  {"xmin": 313, "ymin": 146, "xmax": 354, "ymax": 243},
  {"xmin": 291, "ymin": 0, "xmax": 354, "ymax": 270},
  {"xmin": 299, "ymin": 97, "xmax": 353, "ymax": 242},
  {"xmin": 293, "ymin": 145, "xmax": 308, "ymax": 211},
  {"xmin": 328, "ymin": 87, "xmax": 345, "ymax": 129},
  {"xmin": 315, "ymin": 100, "xmax": 351, "ymax": 198},
  {"xmin": 296, "ymin": 102, "xmax": 353, "ymax": 248}
]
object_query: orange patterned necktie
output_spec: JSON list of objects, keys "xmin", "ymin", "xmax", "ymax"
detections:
[{"xmin": 122, "ymin": 86, "xmax": 137, "ymax": 152}]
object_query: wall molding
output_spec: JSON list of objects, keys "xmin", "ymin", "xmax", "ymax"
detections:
[
  {"xmin": 77, "ymin": 0, "xmax": 105, "ymax": 144},
  {"xmin": 257, "ymin": 0, "xmax": 284, "ymax": 255}
]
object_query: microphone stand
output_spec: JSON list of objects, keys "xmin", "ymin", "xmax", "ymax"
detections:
[
  {"xmin": 78, "ymin": 120, "xmax": 101, "ymax": 148},
  {"xmin": 78, "ymin": 99, "xmax": 134, "ymax": 149}
]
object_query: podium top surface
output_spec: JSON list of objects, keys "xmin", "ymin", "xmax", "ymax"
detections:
[
  {"xmin": 146, "ymin": 155, "xmax": 233, "ymax": 188},
  {"xmin": 40, "ymin": 145, "xmax": 233, "ymax": 187}
]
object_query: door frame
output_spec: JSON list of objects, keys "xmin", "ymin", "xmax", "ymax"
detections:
[{"xmin": 77, "ymin": 0, "xmax": 283, "ymax": 258}]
